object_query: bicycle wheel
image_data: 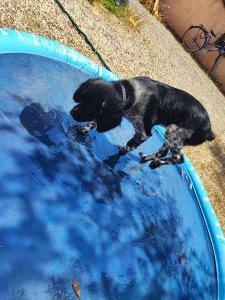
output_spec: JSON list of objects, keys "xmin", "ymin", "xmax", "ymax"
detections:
[{"xmin": 183, "ymin": 26, "xmax": 207, "ymax": 52}]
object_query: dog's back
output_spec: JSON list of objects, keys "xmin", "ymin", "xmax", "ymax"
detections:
[{"xmin": 128, "ymin": 77, "xmax": 215, "ymax": 146}]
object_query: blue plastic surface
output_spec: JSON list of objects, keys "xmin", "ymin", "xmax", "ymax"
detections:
[{"xmin": 0, "ymin": 29, "xmax": 224, "ymax": 300}]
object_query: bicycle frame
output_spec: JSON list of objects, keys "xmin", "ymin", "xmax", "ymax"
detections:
[{"xmin": 194, "ymin": 34, "xmax": 225, "ymax": 53}]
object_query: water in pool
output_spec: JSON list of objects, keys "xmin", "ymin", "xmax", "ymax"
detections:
[{"xmin": 0, "ymin": 53, "xmax": 217, "ymax": 299}]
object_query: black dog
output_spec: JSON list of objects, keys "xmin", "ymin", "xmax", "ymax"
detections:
[{"xmin": 70, "ymin": 77, "xmax": 215, "ymax": 169}]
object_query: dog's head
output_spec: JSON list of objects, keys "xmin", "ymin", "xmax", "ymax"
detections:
[{"xmin": 70, "ymin": 78, "xmax": 123, "ymax": 132}]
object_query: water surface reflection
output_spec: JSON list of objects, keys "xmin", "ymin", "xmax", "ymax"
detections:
[{"xmin": 0, "ymin": 53, "xmax": 217, "ymax": 299}]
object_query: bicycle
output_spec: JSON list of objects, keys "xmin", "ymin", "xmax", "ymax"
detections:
[{"xmin": 182, "ymin": 24, "xmax": 225, "ymax": 54}]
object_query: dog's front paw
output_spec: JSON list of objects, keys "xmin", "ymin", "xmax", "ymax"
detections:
[
  {"xmin": 140, "ymin": 152, "xmax": 148, "ymax": 161},
  {"xmin": 119, "ymin": 146, "xmax": 129, "ymax": 155},
  {"xmin": 140, "ymin": 152, "xmax": 154, "ymax": 162},
  {"xmin": 149, "ymin": 160, "xmax": 161, "ymax": 169},
  {"xmin": 72, "ymin": 125, "xmax": 88, "ymax": 135}
]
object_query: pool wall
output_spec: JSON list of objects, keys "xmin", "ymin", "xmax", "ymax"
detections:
[{"xmin": 0, "ymin": 28, "xmax": 224, "ymax": 299}]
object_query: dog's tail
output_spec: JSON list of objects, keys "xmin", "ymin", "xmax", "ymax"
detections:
[{"xmin": 207, "ymin": 130, "xmax": 215, "ymax": 141}]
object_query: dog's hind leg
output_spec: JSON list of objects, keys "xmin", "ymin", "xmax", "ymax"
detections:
[
  {"xmin": 149, "ymin": 148, "xmax": 185, "ymax": 169},
  {"xmin": 140, "ymin": 142, "xmax": 169, "ymax": 161},
  {"xmin": 144, "ymin": 124, "xmax": 193, "ymax": 169}
]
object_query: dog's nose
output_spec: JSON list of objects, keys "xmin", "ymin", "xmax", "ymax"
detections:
[
  {"xmin": 70, "ymin": 104, "xmax": 79, "ymax": 113},
  {"xmin": 70, "ymin": 107, "xmax": 77, "ymax": 117},
  {"xmin": 70, "ymin": 105, "xmax": 81, "ymax": 120}
]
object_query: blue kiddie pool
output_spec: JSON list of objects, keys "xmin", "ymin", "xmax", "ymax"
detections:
[{"xmin": 0, "ymin": 29, "xmax": 224, "ymax": 300}]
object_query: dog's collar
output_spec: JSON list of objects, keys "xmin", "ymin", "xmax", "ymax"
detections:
[{"xmin": 119, "ymin": 82, "xmax": 127, "ymax": 103}]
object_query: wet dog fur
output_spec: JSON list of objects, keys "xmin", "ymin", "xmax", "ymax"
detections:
[{"xmin": 70, "ymin": 77, "xmax": 215, "ymax": 169}]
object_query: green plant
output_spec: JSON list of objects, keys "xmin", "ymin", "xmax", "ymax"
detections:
[
  {"xmin": 88, "ymin": 0, "xmax": 130, "ymax": 16},
  {"xmin": 88, "ymin": 0, "xmax": 141, "ymax": 29}
]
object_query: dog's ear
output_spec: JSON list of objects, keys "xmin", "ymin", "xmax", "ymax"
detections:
[
  {"xmin": 97, "ymin": 99, "xmax": 123, "ymax": 132},
  {"xmin": 73, "ymin": 79, "xmax": 93, "ymax": 103}
]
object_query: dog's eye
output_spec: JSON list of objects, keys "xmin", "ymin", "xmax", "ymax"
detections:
[
  {"xmin": 88, "ymin": 106, "xmax": 95, "ymax": 111},
  {"xmin": 86, "ymin": 103, "xmax": 96, "ymax": 111}
]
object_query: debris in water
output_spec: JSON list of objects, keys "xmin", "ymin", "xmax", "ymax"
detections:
[
  {"xmin": 72, "ymin": 280, "xmax": 81, "ymax": 299},
  {"xmin": 179, "ymin": 254, "xmax": 185, "ymax": 264},
  {"xmin": 85, "ymin": 139, "xmax": 92, "ymax": 144}
]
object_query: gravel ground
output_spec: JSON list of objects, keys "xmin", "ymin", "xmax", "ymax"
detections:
[{"xmin": 1, "ymin": 0, "xmax": 224, "ymax": 232}]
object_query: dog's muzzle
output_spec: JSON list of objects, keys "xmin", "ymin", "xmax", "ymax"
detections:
[{"xmin": 70, "ymin": 105, "xmax": 80, "ymax": 120}]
